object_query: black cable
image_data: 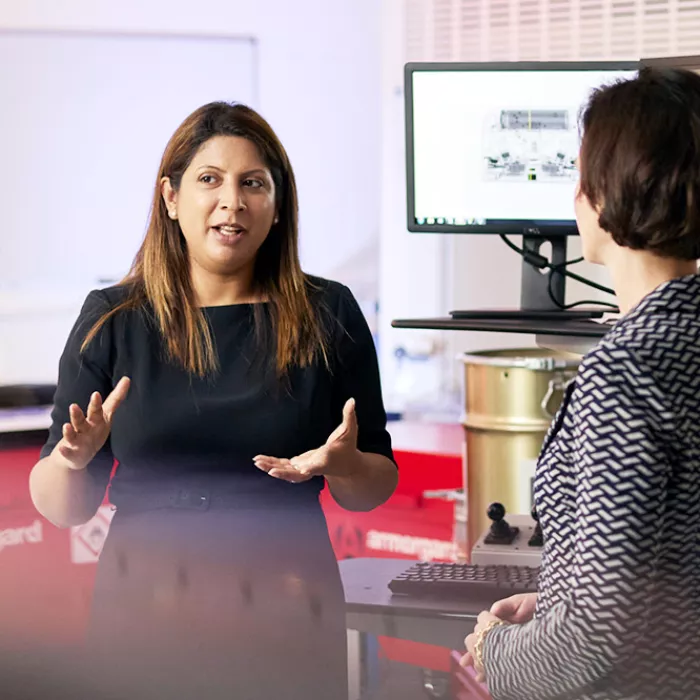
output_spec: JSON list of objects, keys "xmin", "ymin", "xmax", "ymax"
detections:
[
  {"xmin": 547, "ymin": 264, "xmax": 619, "ymax": 310},
  {"xmin": 499, "ymin": 233, "xmax": 618, "ymax": 311},
  {"xmin": 499, "ymin": 233, "xmax": 582, "ymax": 267},
  {"xmin": 560, "ymin": 268, "xmax": 616, "ymax": 295},
  {"xmin": 561, "ymin": 299, "xmax": 619, "ymax": 310},
  {"xmin": 499, "ymin": 234, "xmax": 617, "ymax": 297}
]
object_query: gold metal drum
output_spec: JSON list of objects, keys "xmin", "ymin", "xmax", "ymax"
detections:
[{"xmin": 460, "ymin": 348, "xmax": 580, "ymax": 549}]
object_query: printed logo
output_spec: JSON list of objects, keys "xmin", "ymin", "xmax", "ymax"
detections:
[
  {"xmin": 70, "ymin": 506, "xmax": 114, "ymax": 564},
  {"xmin": 0, "ymin": 520, "xmax": 43, "ymax": 553}
]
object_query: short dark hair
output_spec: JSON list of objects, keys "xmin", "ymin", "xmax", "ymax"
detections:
[{"xmin": 579, "ymin": 67, "xmax": 700, "ymax": 260}]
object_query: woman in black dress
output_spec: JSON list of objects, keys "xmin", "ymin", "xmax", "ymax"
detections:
[
  {"xmin": 462, "ymin": 67, "xmax": 700, "ymax": 700},
  {"xmin": 29, "ymin": 102, "xmax": 398, "ymax": 699}
]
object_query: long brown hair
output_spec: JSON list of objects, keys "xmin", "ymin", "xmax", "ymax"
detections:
[{"xmin": 83, "ymin": 102, "xmax": 329, "ymax": 377}]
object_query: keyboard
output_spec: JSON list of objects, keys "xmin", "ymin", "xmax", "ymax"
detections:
[{"xmin": 389, "ymin": 562, "xmax": 539, "ymax": 600}]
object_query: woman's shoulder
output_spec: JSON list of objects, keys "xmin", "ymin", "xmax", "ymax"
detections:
[
  {"xmin": 589, "ymin": 304, "xmax": 700, "ymax": 379},
  {"xmin": 77, "ymin": 282, "xmax": 141, "ymax": 319},
  {"xmin": 576, "ymin": 336, "xmax": 678, "ymax": 422},
  {"xmin": 304, "ymin": 275, "xmax": 370, "ymax": 345},
  {"xmin": 89, "ymin": 282, "xmax": 133, "ymax": 308},
  {"xmin": 305, "ymin": 274, "xmax": 353, "ymax": 305},
  {"xmin": 304, "ymin": 274, "xmax": 361, "ymax": 320},
  {"xmin": 73, "ymin": 283, "xmax": 144, "ymax": 339}
]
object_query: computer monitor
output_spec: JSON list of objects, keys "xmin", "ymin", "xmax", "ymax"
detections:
[
  {"xmin": 641, "ymin": 54, "xmax": 700, "ymax": 73},
  {"xmin": 405, "ymin": 61, "xmax": 639, "ymax": 316},
  {"xmin": 406, "ymin": 61, "xmax": 639, "ymax": 236}
]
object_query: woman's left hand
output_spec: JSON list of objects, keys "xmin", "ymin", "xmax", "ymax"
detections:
[
  {"xmin": 254, "ymin": 398, "xmax": 359, "ymax": 483},
  {"xmin": 460, "ymin": 610, "xmax": 502, "ymax": 683}
]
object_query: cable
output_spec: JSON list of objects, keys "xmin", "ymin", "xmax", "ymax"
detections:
[
  {"xmin": 499, "ymin": 233, "xmax": 618, "ymax": 311},
  {"xmin": 546, "ymin": 255, "xmax": 618, "ymax": 310},
  {"xmin": 499, "ymin": 234, "xmax": 617, "ymax": 297},
  {"xmin": 500, "ymin": 233, "xmax": 583, "ymax": 268},
  {"xmin": 561, "ymin": 299, "xmax": 619, "ymax": 310},
  {"xmin": 547, "ymin": 264, "xmax": 619, "ymax": 310},
  {"xmin": 559, "ymin": 268, "xmax": 616, "ymax": 295}
]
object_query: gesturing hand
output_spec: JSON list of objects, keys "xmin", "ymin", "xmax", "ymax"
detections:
[
  {"xmin": 53, "ymin": 376, "xmax": 131, "ymax": 471},
  {"xmin": 254, "ymin": 398, "xmax": 359, "ymax": 483}
]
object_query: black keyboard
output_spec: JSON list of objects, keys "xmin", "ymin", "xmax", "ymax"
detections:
[{"xmin": 389, "ymin": 562, "xmax": 539, "ymax": 599}]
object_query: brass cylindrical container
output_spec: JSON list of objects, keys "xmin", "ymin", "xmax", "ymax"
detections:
[{"xmin": 460, "ymin": 348, "xmax": 579, "ymax": 549}]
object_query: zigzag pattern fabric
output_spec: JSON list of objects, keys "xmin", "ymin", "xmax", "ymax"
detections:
[{"xmin": 482, "ymin": 274, "xmax": 700, "ymax": 700}]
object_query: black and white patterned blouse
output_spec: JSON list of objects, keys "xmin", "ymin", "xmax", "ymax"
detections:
[{"xmin": 483, "ymin": 274, "xmax": 700, "ymax": 700}]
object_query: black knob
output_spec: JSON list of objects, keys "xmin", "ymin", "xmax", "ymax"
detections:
[
  {"xmin": 484, "ymin": 502, "xmax": 518, "ymax": 546},
  {"xmin": 487, "ymin": 502, "xmax": 506, "ymax": 522},
  {"xmin": 529, "ymin": 504, "xmax": 544, "ymax": 547}
]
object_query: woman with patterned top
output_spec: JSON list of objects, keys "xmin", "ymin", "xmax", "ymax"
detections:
[{"xmin": 461, "ymin": 67, "xmax": 700, "ymax": 700}]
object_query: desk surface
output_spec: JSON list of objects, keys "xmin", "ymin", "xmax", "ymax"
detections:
[
  {"xmin": 341, "ymin": 557, "xmax": 496, "ymax": 618},
  {"xmin": 392, "ymin": 316, "xmax": 610, "ymax": 338},
  {"xmin": 341, "ymin": 558, "xmax": 491, "ymax": 649}
]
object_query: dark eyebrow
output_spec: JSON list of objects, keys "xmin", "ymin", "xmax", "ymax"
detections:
[{"xmin": 195, "ymin": 165, "xmax": 269, "ymax": 178}]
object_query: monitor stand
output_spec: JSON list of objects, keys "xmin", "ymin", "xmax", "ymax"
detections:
[{"xmin": 449, "ymin": 234, "xmax": 617, "ymax": 320}]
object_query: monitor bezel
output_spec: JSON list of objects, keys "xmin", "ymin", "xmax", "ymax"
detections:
[
  {"xmin": 641, "ymin": 55, "xmax": 700, "ymax": 71},
  {"xmin": 405, "ymin": 60, "xmax": 641, "ymax": 236}
]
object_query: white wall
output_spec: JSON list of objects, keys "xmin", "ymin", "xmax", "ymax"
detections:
[
  {"xmin": 378, "ymin": 0, "xmax": 615, "ymax": 417},
  {"xmin": 0, "ymin": 0, "xmax": 382, "ymax": 384},
  {"xmin": 0, "ymin": 33, "xmax": 258, "ymax": 295},
  {"xmin": 378, "ymin": 0, "xmax": 525, "ymax": 416}
]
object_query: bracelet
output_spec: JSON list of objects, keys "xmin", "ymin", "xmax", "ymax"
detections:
[{"xmin": 473, "ymin": 619, "xmax": 507, "ymax": 672}]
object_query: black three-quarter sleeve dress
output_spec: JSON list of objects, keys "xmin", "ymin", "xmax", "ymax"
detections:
[
  {"xmin": 40, "ymin": 276, "xmax": 395, "ymax": 700},
  {"xmin": 481, "ymin": 274, "xmax": 700, "ymax": 700}
]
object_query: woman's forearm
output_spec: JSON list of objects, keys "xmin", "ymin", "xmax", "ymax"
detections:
[
  {"xmin": 325, "ymin": 450, "xmax": 398, "ymax": 512},
  {"xmin": 29, "ymin": 454, "xmax": 107, "ymax": 528}
]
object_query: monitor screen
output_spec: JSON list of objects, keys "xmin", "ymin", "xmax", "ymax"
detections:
[{"xmin": 406, "ymin": 62, "xmax": 639, "ymax": 236}]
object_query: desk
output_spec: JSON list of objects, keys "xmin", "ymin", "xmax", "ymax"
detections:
[
  {"xmin": 391, "ymin": 316, "xmax": 608, "ymax": 338},
  {"xmin": 341, "ymin": 558, "xmax": 497, "ymax": 699},
  {"xmin": 391, "ymin": 317, "xmax": 607, "ymax": 356}
]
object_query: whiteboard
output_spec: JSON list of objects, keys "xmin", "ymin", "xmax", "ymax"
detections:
[{"xmin": 0, "ymin": 31, "xmax": 257, "ymax": 299}]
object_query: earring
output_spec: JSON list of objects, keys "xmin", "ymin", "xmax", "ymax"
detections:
[{"xmin": 169, "ymin": 210, "xmax": 177, "ymax": 219}]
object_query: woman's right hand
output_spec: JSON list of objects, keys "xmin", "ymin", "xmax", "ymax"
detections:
[
  {"xmin": 53, "ymin": 376, "xmax": 131, "ymax": 471},
  {"xmin": 490, "ymin": 592, "xmax": 538, "ymax": 624}
]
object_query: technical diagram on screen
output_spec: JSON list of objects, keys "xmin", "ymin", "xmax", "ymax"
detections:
[
  {"xmin": 404, "ymin": 61, "xmax": 639, "ymax": 320},
  {"xmin": 405, "ymin": 62, "xmax": 639, "ymax": 237},
  {"xmin": 483, "ymin": 109, "xmax": 578, "ymax": 184}
]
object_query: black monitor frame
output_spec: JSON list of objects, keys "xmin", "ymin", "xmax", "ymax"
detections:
[
  {"xmin": 405, "ymin": 60, "xmax": 638, "ymax": 314},
  {"xmin": 641, "ymin": 55, "xmax": 700, "ymax": 72},
  {"xmin": 404, "ymin": 60, "xmax": 640, "ymax": 238}
]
